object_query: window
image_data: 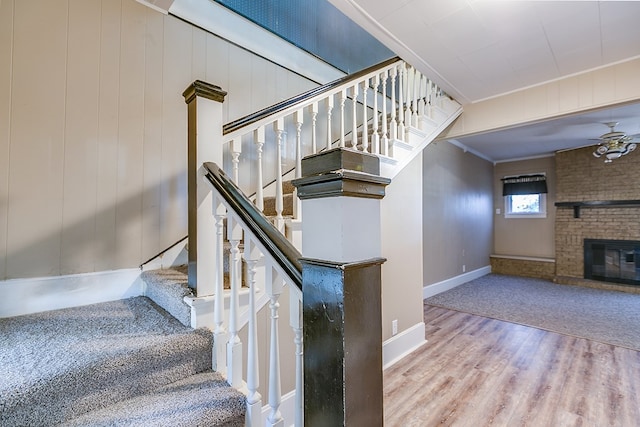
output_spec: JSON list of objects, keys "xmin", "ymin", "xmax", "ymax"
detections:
[
  {"xmin": 505, "ymin": 193, "xmax": 547, "ymax": 218},
  {"xmin": 502, "ymin": 174, "xmax": 547, "ymax": 218}
]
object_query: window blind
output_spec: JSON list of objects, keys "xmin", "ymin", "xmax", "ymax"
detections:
[{"xmin": 502, "ymin": 174, "xmax": 547, "ymax": 196}]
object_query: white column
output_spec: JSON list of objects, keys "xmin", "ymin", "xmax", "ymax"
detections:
[
  {"xmin": 226, "ymin": 215, "xmax": 243, "ymax": 389},
  {"xmin": 351, "ymin": 83, "xmax": 359, "ymax": 150},
  {"xmin": 212, "ymin": 195, "xmax": 227, "ymax": 374},
  {"xmin": 339, "ymin": 89, "xmax": 346, "ymax": 148},
  {"xmin": 254, "ymin": 126, "xmax": 265, "ymax": 211},
  {"xmin": 244, "ymin": 239, "xmax": 262, "ymax": 425},
  {"xmin": 230, "ymin": 138, "xmax": 242, "ymax": 184},
  {"xmin": 290, "ymin": 289, "xmax": 303, "ymax": 427},
  {"xmin": 274, "ymin": 118, "xmax": 285, "ymax": 232},
  {"xmin": 381, "ymin": 69, "xmax": 389, "ymax": 156},
  {"xmin": 266, "ymin": 267, "xmax": 285, "ymax": 427},
  {"xmin": 293, "ymin": 110, "xmax": 304, "ymax": 220},
  {"xmin": 310, "ymin": 102, "xmax": 318, "ymax": 154},
  {"xmin": 372, "ymin": 74, "xmax": 380, "ymax": 154},
  {"xmin": 390, "ymin": 66, "xmax": 398, "ymax": 142},
  {"xmin": 326, "ymin": 94, "xmax": 334, "ymax": 151},
  {"xmin": 361, "ymin": 80, "xmax": 369, "ymax": 152}
]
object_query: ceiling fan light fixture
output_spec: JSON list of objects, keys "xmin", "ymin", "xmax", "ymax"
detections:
[{"xmin": 592, "ymin": 122, "xmax": 638, "ymax": 163}]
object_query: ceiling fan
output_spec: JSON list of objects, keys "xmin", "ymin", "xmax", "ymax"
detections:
[{"xmin": 592, "ymin": 122, "xmax": 638, "ymax": 163}]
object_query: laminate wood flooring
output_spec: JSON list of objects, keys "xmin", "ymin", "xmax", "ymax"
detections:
[{"xmin": 384, "ymin": 305, "xmax": 640, "ymax": 427}]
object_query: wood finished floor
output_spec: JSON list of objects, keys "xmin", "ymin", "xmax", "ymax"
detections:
[{"xmin": 384, "ymin": 305, "xmax": 640, "ymax": 427}]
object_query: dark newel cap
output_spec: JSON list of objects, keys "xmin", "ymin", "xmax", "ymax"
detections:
[
  {"xmin": 183, "ymin": 80, "xmax": 227, "ymax": 104},
  {"xmin": 292, "ymin": 171, "xmax": 390, "ymax": 200},
  {"xmin": 301, "ymin": 147, "xmax": 380, "ymax": 177},
  {"xmin": 292, "ymin": 148, "xmax": 390, "ymax": 199}
]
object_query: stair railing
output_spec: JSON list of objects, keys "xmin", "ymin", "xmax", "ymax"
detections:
[
  {"xmin": 221, "ymin": 57, "xmax": 452, "ymax": 233},
  {"xmin": 202, "ymin": 161, "xmax": 303, "ymax": 427}
]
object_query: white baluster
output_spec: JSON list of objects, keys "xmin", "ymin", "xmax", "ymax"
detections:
[
  {"xmin": 371, "ymin": 74, "xmax": 380, "ymax": 154},
  {"xmin": 310, "ymin": 102, "xmax": 318, "ymax": 154},
  {"xmin": 418, "ymin": 74, "xmax": 426, "ymax": 130},
  {"xmin": 226, "ymin": 215, "xmax": 243, "ymax": 389},
  {"xmin": 245, "ymin": 239, "xmax": 262, "ymax": 426},
  {"xmin": 326, "ymin": 94, "xmax": 334, "ymax": 151},
  {"xmin": 361, "ymin": 80, "xmax": 369, "ymax": 152},
  {"xmin": 290, "ymin": 290, "xmax": 303, "ymax": 427},
  {"xmin": 351, "ymin": 83, "xmax": 359, "ymax": 150},
  {"xmin": 381, "ymin": 69, "xmax": 389, "ymax": 156},
  {"xmin": 410, "ymin": 66, "xmax": 418, "ymax": 128},
  {"xmin": 254, "ymin": 127, "xmax": 265, "ymax": 211},
  {"xmin": 339, "ymin": 89, "xmax": 346, "ymax": 148},
  {"xmin": 230, "ymin": 138, "xmax": 242, "ymax": 184},
  {"xmin": 212, "ymin": 196, "xmax": 227, "ymax": 375},
  {"xmin": 274, "ymin": 118, "xmax": 285, "ymax": 232},
  {"xmin": 390, "ymin": 66, "xmax": 398, "ymax": 142},
  {"xmin": 266, "ymin": 267, "xmax": 284, "ymax": 427},
  {"xmin": 397, "ymin": 64, "xmax": 405, "ymax": 141},
  {"xmin": 293, "ymin": 110, "xmax": 303, "ymax": 220}
]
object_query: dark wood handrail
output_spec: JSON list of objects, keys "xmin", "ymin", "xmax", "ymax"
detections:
[
  {"xmin": 203, "ymin": 162, "xmax": 302, "ymax": 289},
  {"xmin": 223, "ymin": 56, "xmax": 400, "ymax": 135}
]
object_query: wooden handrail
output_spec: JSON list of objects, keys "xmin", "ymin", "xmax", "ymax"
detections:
[
  {"xmin": 223, "ymin": 56, "xmax": 400, "ymax": 135},
  {"xmin": 203, "ymin": 162, "xmax": 302, "ymax": 289}
]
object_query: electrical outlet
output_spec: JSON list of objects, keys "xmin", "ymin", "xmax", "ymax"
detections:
[
  {"xmin": 496, "ymin": 208, "xmax": 501, "ymax": 215},
  {"xmin": 392, "ymin": 319, "xmax": 398, "ymax": 336},
  {"xmin": 462, "ymin": 265, "xmax": 466, "ymax": 273}
]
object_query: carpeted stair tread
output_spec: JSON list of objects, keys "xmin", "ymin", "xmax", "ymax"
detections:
[
  {"xmin": 0, "ymin": 297, "xmax": 214, "ymax": 426},
  {"xmin": 60, "ymin": 371, "xmax": 245, "ymax": 427},
  {"xmin": 141, "ymin": 266, "xmax": 192, "ymax": 326}
]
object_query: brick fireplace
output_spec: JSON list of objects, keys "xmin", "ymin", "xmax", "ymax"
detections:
[{"xmin": 555, "ymin": 145, "xmax": 640, "ymax": 291}]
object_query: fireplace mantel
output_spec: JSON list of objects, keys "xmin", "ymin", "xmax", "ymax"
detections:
[{"xmin": 555, "ymin": 200, "xmax": 640, "ymax": 218}]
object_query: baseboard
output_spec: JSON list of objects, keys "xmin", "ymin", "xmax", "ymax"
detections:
[
  {"xmin": 0, "ymin": 269, "xmax": 144, "ymax": 318},
  {"xmin": 423, "ymin": 265, "xmax": 491, "ymax": 299},
  {"xmin": 382, "ymin": 322, "xmax": 426, "ymax": 370}
]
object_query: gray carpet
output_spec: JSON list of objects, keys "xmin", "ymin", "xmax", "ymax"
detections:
[
  {"xmin": 142, "ymin": 266, "xmax": 193, "ymax": 327},
  {"xmin": 425, "ymin": 274, "xmax": 640, "ymax": 351},
  {"xmin": 0, "ymin": 296, "xmax": 245, "ymax": 426}
]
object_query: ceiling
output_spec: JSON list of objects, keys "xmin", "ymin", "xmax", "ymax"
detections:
[{"xmin": 329, "ymin": 0, "xmax": 640, "ymax": 162}]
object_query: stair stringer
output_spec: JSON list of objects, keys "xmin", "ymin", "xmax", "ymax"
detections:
[{"xmin": 379, "ymin": 100, "xmax": 463, "ymax": 180}]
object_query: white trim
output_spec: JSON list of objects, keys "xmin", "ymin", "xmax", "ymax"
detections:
[
  {"xmin": 422, "ymin": 265, "xmax": 491, "ymax": 299},
  {"xmin": 447, "ymin": 138, "xmax": 494, "ymax": 163},
  {"xmin": 262, "ymin": 389, "xmax": 297, "ymax": 427},
  {"xmin": 0, "ymin": 269, "xmax": 144, "ymax": 318},
  {"xmin": 169, "ymin": 0, "xmax": 345, "ymax": 84},
  {"xmin": 382, "ymin": 322, "xmax": 426, "ymax": 370}
]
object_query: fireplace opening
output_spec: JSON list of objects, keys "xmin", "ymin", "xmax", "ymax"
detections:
[{"xmin": 584, "ymin": 239, "xmax": 640, "ymax": 285}]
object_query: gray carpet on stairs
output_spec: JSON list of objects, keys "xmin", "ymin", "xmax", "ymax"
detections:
[
  {"xmin": 0, "ymin": 296, "xmax": 245, "ymax": 426},
  {"xmin": 60, "ymin": 372, "xmax": 245, "ymax": 427},
  {"xmin": 425, "ymin": 274, "xmax": 640, "ymax": 351},
  {"xmin": 142, "ymin": 266, "xmax": 193, "ymax": 327}
]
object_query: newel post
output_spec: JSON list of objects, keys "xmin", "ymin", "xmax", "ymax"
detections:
[
  {"xmin": 292, "ymin": 148, "xmax": 390, "ymax": 427},
  {"xmin": 182, "ymin": 81, "xmax": 227, "ymax": 301}
]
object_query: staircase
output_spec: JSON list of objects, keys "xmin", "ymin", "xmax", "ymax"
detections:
[
  {"xmin": 0, "ymin": 297, "xmax": 245, "ymax": 426},
  {"xmin": 1, "ymin": 57, "xmax": 462, "ymax": 427}
]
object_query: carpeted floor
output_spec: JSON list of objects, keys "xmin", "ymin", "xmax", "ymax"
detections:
[
  {"xmin": 425, "ymin": 274, "xmax": 640, "ymax": 351},
  {"xmin": 0, "ymin": 296, "xmax": 245, "ymax": 426}
]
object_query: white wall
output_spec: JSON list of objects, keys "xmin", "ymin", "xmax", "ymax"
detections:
[
  {"xmin": 381, "ymin": 155, "xmax": 424, "ymax": 341},
  {"xmin": 0, "ymin": 0, "xmax": 318, "ymax": 281},
  {"xmin": 422, "ymin": 141, "xmax": 494, "ymax": 286}
]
